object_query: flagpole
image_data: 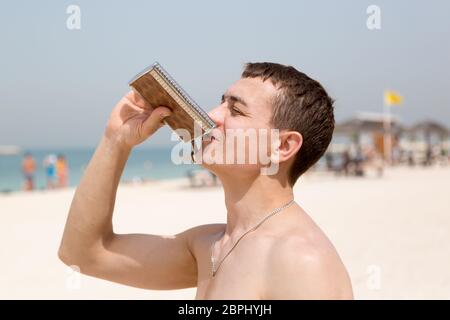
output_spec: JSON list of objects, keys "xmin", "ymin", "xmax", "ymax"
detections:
[{"xmin": 383, "ymin": 93, "xmax": 392, "ymax": 164}]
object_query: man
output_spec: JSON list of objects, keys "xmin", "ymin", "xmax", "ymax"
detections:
[
  {"xmin": 43, "ymin": 154, "xmax": 57, "ymax": 189},
  {"xmin": 58, "ymin": 62, "xmax": 353, "ymax": 299},
  {"xmin": 22, "ymin": 152, "xmax": 36, "ymax": 191},
  {"xmin": 56, "ymin": 154, "xmax": 69, "ymax": 188}
]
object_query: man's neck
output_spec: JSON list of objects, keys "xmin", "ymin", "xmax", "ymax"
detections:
[{"xmin": 220, "ymin": 174, "xmax": 294, "ymax": 237}]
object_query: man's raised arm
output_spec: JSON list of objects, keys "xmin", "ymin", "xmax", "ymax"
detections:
[{"xmin": 58, "ymin": 91, "xmax": 198, "ymax": 289}]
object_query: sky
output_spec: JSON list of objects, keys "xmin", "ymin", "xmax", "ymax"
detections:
[{"xmin": 1, "ymin": 0, "xmax": 449, "ymax": 148}]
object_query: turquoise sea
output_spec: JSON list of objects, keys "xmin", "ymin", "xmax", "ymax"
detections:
[{"xmin": 0, "ymin": 147, "xmax": 198, "ymax": 193}]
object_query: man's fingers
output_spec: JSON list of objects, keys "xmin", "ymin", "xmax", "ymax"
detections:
[
  {"xmin": 142, "ymin": 106, "xmax": 172, "ymax": 136},
  {"xmin": 126, "ymin": 90, "xmax": 153, "ymax": 110}
]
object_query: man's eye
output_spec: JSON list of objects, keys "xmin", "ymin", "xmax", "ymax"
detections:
[{"xmin": 230, "ymin": 106, "xmax": 243, "ymax": 115}]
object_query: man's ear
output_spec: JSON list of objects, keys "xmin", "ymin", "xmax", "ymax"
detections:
[{"xmin": 272, "ymin": 130, "xmax": 303, "ymax": 164}]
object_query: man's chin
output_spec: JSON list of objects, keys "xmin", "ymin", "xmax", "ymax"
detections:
[{"xmin": 197, "ymin": 161, "xmax": 221, "ymax": 176}]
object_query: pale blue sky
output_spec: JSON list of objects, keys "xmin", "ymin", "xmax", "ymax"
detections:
[{"xmin": 1, "ymin": 0, "xmax": 449, "ymax": 148}]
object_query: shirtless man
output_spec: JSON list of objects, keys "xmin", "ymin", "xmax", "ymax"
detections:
[{"xmin": 58, "ymin": 62, "xmax": 353, "ymax": 299}]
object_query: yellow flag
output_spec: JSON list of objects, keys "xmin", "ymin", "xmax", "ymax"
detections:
[{"xmin": 384, "ymin": 90, "xmax": 403, "ymax": 106}]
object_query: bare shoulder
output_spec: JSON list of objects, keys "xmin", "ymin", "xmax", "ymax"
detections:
[
  {"xmin": 264, "ymin": 207, "xmax": 353, "ymax": 299},
  {"xmin": 184, "ymin": 223, "xmax": 225, "ymax": 251}
]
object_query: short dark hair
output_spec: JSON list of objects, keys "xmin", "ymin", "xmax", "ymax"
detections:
[{"xmin": 242, "ymin": 62, "xmax": 335, "ymax": 186}]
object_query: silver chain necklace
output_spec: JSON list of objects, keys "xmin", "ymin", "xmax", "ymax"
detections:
[{"xmin": 210, "ymin": 199, "xmax": 295, "ymax": 277}]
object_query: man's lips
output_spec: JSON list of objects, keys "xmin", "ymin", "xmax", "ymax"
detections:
[
  {"xmin": 203, "ymin": 128, "xmax": 221, "ymax": 142},
  {"xmin": 202, "ymin": 135, "xmax": 216, "ymax": 145}
]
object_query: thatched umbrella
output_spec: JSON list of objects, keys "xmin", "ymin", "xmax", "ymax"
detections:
[
  {"xmin": 404, "ymin": 120, "xmax": 449, "ymax": 148},
  {"xmin": 406, "ymin": 120, "xmax": 449, "ymax": 137},
  {"xmin": 335, "ymin": 113, "xmax": 404, "ymax": 136}
]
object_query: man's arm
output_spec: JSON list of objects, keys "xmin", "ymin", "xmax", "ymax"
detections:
[{"xmin": 58, "ymin": 92, "xmax": 198, "ymax": 290}]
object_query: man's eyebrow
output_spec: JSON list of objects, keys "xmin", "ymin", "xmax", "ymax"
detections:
[{"xmin": 222, "ymin": 93, "xmax": 248, "ymax": 107}]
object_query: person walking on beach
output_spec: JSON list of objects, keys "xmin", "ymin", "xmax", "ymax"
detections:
[
  {"xmin": 56, "ymin": 154, "xmax": 69, "ymax": 188},
  {"xmin": 59, "ymin": 62, "xmax": 353, "ymax": 299},
  {"xmin": 21, "ymin": 152, "xmax": 36, "ymax": 191},
  {"xmin": 341, "ymin": 149, "xmax": 351, "ymax": 176},
  {"xmin": 43, "ymin": 154, "xmax": 57, "ymax": 190}
]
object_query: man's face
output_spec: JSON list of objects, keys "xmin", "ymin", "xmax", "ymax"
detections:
[{"xmin": 197, "ymin": 77, "xmax": 280, "ymax": 176}]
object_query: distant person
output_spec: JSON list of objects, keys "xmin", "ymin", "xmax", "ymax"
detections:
[
  {"xmin": 366, "ymin": 147, "xmax": 384, "ymax": 177},
  {"xmin": 56, "ymin": 154, "xmax": 69, "ymax": 188},
  {"xmin": 354, "ymin": 146, "xmax": 365, "ymax": 176},
  {"xmin": 43, "ymin": 154, "xmax": 57, "ymax": 189},
  {"xmin": 21, "ymin": 152, "xmax": 36, "ymax": 191},
  {"xmin": 408, "ymin": 150, "xmax": 415, "ymax": 167},
  {"xmin": 341, "ymin": 149, "xmax": 351, "ymax": 176},
  {"xmin": 424, "ymin": 146, "xmax": 433, "ymax": 167},
  {"xmin": 325, "ymin": 152, "xmax": 334, "ymax": 171},
  {"xmin": 439, "ymin": 146, "xmax": 448, "ymax": 166},
  {"xmin": 373, "ymin": 152, "xmax": 384, "ymax": 177}
]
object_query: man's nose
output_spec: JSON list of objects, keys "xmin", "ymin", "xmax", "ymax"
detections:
[{"xmin": 208, "ymin": 105, "xmax": 224, "ymax": 127}]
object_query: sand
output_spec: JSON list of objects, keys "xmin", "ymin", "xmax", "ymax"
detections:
[{"xmin": 1, "ymin": 165, "xmax": 449, "ymax": 299}]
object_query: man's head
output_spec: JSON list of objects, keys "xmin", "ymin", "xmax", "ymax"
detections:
[{"xmin": 200, "ymin": 62, "xmax": 334, "ymax": 186}]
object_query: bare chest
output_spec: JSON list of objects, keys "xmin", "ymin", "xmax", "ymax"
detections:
[{"xmin": 194, "ymin": 240, "xmax": 267, "ymax": 299}]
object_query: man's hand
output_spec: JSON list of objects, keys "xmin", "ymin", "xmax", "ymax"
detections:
[{"xmin": 104, "ymin": 90, "xmax": 172, "ymax": 149}]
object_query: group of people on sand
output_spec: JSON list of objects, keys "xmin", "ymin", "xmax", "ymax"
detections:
[
  {"xmin": 21, "ymin": 153, "xmax": 69, "ymax": 191},
  {"xmin": 325, "ymin": 146, "xmax": 384, "ymax": 178}
]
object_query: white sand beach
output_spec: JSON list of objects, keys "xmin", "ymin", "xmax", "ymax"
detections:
[{"xmin": 1, "ymin": 165, "xmax": 449, "ymax": 299}]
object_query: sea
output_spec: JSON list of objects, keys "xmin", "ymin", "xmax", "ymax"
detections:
[
  {"xmin": 0, "ymin": 146, "xmax": 199, "ymax": 193},
  {"xmin": 0, "ymin": 142, "xmax": 337, "ymax": 193}
]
